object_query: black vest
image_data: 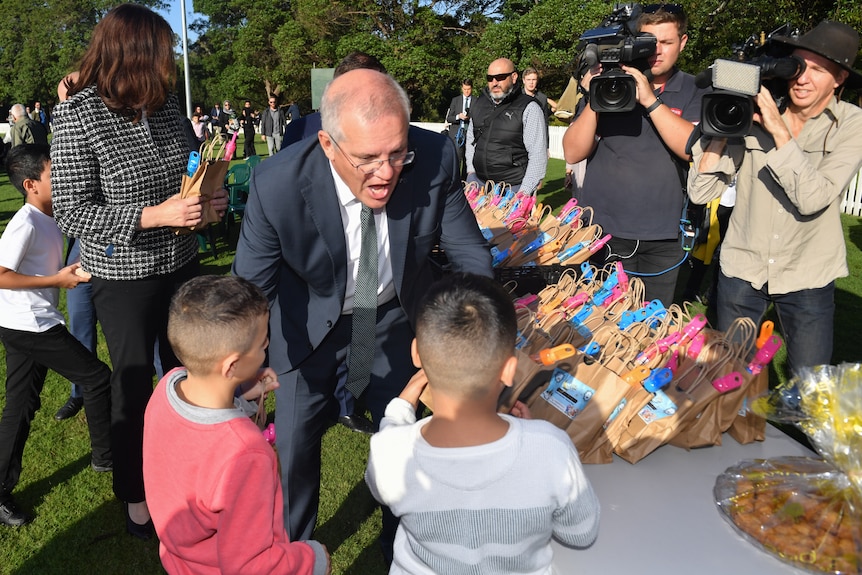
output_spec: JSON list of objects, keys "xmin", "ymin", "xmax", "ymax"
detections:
[{"xmin": 470, "ymin": 88, "xmax": 535, "ymax": 185}]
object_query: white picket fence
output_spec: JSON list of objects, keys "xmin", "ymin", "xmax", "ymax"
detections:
[
  {"xmin": 841, "ymin": 169, "xmax": 862, "ymax": 216},
  {"xmin": 420, "ymin": 122, "xmax": 862, "ymax": 217},
  {"xmin": 4, "ymin": 119, "xmax": 861, "ymax": 216}
]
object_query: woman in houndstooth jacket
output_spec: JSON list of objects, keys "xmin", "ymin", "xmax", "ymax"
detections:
[{"xmin": 50, "ymin": 4, "xmax": 227, "ymax": 539}]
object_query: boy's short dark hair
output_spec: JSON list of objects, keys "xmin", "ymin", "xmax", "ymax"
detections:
[
  {"xmin": 5, "ymin": 144, "xmax": 51, "ymax": 197},
  {"xmin": 415, "ymin": 273, "xmax": 517, "ymax": 398},
  {"xmin": 168, "ymin": 275, "xmax": 269, "ymax": 375}
]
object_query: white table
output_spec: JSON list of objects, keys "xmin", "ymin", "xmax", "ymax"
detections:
[{"xmin": 553, "ymin": 425, "xmax": 817, "ymax": 574}]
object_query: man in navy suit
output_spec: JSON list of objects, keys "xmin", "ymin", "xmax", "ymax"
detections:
[
  {"xmin": 446, "ymin": 79, "xmax": 473, "ymax": 179},
  {"xmin": 232, "ymin": 69, "xmax": 491, "ymax": 561}
]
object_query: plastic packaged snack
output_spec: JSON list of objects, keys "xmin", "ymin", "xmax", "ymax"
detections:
[{"xmin": 714, "ymin": 363, "xmax": 862, "ymax": 574}]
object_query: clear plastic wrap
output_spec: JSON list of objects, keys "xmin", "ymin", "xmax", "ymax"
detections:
[{"xmin": 714, "ymin": 363, "xmax": 862, "ymax": 574}]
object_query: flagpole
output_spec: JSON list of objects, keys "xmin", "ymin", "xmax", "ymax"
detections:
[{"xmin": 180, "ymin": 0, "xmax": 192, "ymax": 118}]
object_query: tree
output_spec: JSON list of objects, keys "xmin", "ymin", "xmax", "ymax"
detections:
[
  {"xmin": 190, "ymin": 0, "xmax": 497, "ymax": 119},
  {"xmin": 0, "ymin": 0, "xmax": 165, "ymax": 113}
]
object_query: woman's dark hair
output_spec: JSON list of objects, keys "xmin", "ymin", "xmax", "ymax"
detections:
[{"xmin": 66, "ymin": 4, "xmax": 176, "ymax": 122}]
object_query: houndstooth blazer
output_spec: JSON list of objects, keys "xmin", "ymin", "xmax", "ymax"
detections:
[{"xmin": 51, "ymin": 86, "xmax": 197, "ymax": 281}]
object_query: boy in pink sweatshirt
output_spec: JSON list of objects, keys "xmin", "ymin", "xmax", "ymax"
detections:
[{"xmin": 143, "ymin": 275, "xmax": 330, "ymax": 574}]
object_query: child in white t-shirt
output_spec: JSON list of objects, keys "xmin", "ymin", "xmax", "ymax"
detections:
[{"xmin": 0, "ymin": 144, "xmax": 112, "ymax": 527}]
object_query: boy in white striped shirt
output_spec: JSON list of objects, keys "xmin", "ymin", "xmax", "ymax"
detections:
[{"xmin": 366, "ymin": 273, "xmax": 600, "ymax": 574}]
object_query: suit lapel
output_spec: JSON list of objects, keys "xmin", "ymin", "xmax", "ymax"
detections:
[
  {"xmin": 385, "ymin": 174, "xmax": 413, "ymax": 294},
  {"xmin": 298, "ymin": 149, "xmax": 348, "ymax": 300}
]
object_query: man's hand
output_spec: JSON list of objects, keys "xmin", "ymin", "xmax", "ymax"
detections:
[
  {"xmin": 620, "ymin": 65, "xmax": 656, "ymax": 108},
  {"xmin": 580, "ymin": 64, "xmax": 603, "ymax": 93},
  {"xmin": 754, "ymin": 85, "xmax": 792, "ymax": 148},
  {"xmin": 697, "ymin": 137, "xmax": 728, "ymax": 172}
]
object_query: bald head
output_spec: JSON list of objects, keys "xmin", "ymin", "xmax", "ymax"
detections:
[
  {"xmin": 488, "ymin": 58, "xmax": 516, "ymax": 75},
  {"xmin": 486, "ymin": 58, "xmax": 518, "ymax": 102},
  {"xmin": 320, "ymin": 69, "xmax": 410, "ymax": 142}
]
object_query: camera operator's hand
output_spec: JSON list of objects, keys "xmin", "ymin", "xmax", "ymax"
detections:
[
  {"xmin": 697, "ymin": 137, "xmax": 728, "ymax": 173},
  {"xmin": 753, "ymin": 85, "xmax": 792, "ymax": 149},
  {"xmin": 620, "ymin": 65, "xmax": 656, "ymax": 109},
  {"xmin": 580, "ymin": 63, "xmax": 602, "ymax": 93}
]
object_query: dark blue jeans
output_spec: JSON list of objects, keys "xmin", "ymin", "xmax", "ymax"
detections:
[
  {"xmin": 716, "ymin": 272, "xmax": 834, "ymax": 377},
  {"xmin": 66, "ymin": 239, "xmax": 97, "ymax": 399}
]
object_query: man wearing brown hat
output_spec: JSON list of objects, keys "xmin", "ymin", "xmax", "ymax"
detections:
[{"xmin": 688, "ymin": 21, "xmax": 862, "ymax": 377}]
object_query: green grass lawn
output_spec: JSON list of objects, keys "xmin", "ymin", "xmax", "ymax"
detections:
[{"xmin": 0, "ymin": 144, "xmax": 860, "ymax": 574}]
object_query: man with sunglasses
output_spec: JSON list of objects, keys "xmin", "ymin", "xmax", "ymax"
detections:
[
  {"xmin": 563, "ymin": 4, "xmax": 708, "ymax": 306},
  {"xmin": 466, "ymin": 57, "xmax": 548, "ymax": 195},
  {"xmin": 233, "ymin": 68, "xmax": 491, "ymax": 565}
]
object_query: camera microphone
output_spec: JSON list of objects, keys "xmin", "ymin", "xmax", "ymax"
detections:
[{"xmin": 694, "ymin": 67, "xmax": 714, "ymax": 89}]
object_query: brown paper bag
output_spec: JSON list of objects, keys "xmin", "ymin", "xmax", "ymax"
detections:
[
  {"xmin": 174, "ymin": 137, "xmax": 230, "ymax": 234},
  {"xmin": 726, "ymin": 368, "xmax": 768, "ymax": 443}
]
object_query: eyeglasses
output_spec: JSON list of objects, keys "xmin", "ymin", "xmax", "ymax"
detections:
[
  {"xmin": 642, "ymin": 3, "xmax": 684, "ymax": 14},
  {"xmin": 486, "ymin": 71, "xmax": 515, "ymax": 82},
  {"xmin": 328, "ymin": 135, "xmax": 415, "ymax": 175}
]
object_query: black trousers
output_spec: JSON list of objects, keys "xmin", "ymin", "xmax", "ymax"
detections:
[
  {"xmin": 243, "ymin": 128, "xmax": 257, "ymax": 158},
  {"xmin": 0, "ymin": 324, "xmax": 111, "ymax": 503},
  {"xmin": 90, "ymin": 260, "xmax": 198, "ymax": 503}
]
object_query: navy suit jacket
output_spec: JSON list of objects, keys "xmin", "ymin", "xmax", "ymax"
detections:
[
  {"xmin": 446, "ymin": 95, "xmax": 471, "ymax": 142},
  {"xmin": 233, "ymin": 126, "xmax": 492, "ymax": 375}
]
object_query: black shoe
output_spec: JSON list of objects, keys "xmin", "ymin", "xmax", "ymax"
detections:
[
  {"xmin": 0, "ymin": 498, "xmax": 32, "ymax": 527},
  {"xmin": 54, "ymin": 396, "xmax": 84, "ymax": 420},
  {"xmin": 125, "ymin": 504, "xmax": 154, "ymax": 541},
  {"xmin": 338, "ymin": 414, "xmax": 375, "ymax": 435},
  {"xmin": 91, "ymin": 458, "xmax": 113, "ymax": 473}
]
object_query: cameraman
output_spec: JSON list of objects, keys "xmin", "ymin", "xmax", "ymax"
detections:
[
  {"xmin": 563, "ymin": 4, "xmax": 708, "ymax": 305},
  {"xmin": 688, "ymin": 21, "xmax": 862, "ymax": 376}
]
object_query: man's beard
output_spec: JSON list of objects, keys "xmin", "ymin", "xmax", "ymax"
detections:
[{"xmin": 491, "ymin": 86, "xmax": 514, "ymax": 103}]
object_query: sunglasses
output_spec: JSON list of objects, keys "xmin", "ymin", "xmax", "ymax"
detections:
[
  {"xmin": 486, "ymin": 71, "xmax": 515, "ymax": 82},
  {"xmin": 642, "ymin": 3, "xmax": 684, "ymax": 14}
]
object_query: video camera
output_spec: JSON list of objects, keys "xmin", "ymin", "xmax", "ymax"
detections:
[
  {"xmin": 576, "ymin": 3, "xmax": 657, "ymax": 113},
  {"xmin": 697, "ymin": 25, "xmax": 804, "ymax": 137}
]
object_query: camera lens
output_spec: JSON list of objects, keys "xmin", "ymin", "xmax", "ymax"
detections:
[
  {"xmin": 589, "ymin": 70, "xmax": 638, "ymax": 113},
  {"xmin": 597, "ymin": 79, "xmax": 628, "ymax": 107},
  {"xmin": 709, "ymin": 100, "xmax": 745, "ymax": 131},
  {"xmin": 700, "ymin": 91, "xmax": 753, "ymax": 138}
]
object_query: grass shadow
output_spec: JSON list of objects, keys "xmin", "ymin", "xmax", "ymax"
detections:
[
  {"xmin": 12, "ymin": 498, "xmax": 162, "ymax": 575},
  {"xmin": 537, "ymin": 176, "xmax": 569, "ymax": 211},
  {"xmin": 16, "ymin": 454, "xmax": 90, "ymax": 509},
  {"xmin": 847, "ymin": 219, "xmax": 862, "ymax": 254},
  {"xmin": 314, "ymin": 480, "xmax": 379, "ymax": 554}
]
